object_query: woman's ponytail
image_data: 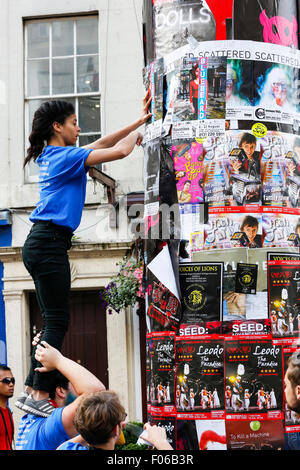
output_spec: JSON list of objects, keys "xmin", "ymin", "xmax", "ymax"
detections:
[{"xmin": 24, "ymin": 100, "xmax": 75, "ymax": 167}]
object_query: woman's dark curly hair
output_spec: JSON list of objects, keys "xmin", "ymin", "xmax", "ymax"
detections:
[{"xmin": 24, "ymin": 100, "xmax": 75, "ymax": 167}]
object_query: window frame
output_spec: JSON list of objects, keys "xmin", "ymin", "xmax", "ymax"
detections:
[{"xmin": 24, "ymin": 15, "xmax": 101, "ymax": 183}]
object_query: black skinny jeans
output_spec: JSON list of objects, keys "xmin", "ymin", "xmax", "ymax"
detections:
[{"xmin": 22, "ymin": 221, "xmax": 72, "ymax": 393}]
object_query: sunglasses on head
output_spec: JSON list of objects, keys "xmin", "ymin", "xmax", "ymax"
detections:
[{"xmin": 0, "ymin": 377, "xmax": 15, "ymax": 385}]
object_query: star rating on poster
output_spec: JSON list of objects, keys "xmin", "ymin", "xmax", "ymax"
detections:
[
  {"xmin": 260, "ymin": 369, "xmax": 276, "ymax": 374},
  {"xmin": 228, "ymin": 355, "xmax": 249, "ymax": 360}
]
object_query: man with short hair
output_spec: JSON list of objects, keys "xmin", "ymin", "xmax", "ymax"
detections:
[
  {"xmin": 284, "ymin": 351, "xmax": 300, "ymax": 450},
  {"xmin": 15, "ymin": 341, "xmax": 105, "ymax": 450},
  {"xmin": 0, "ymin": 365, "xmax": 15, "ymax": 450},
  {"xmin": 240, "ymin": 215, "xmax": 262, "ymax": 248},
  {"xmin": 57, "ymin": 390, "xmax": 172, "ymax": 451}
]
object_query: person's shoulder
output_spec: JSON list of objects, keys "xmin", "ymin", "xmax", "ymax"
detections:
[{"xmin": 57, "ymin": 441, "xmax": 88, "ymax": 451}]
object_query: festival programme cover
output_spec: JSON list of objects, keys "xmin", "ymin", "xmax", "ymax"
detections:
[
  {"xmin": 171, "ymin": 139, "xmax": 204, "ymax": 204},
  {"xmin": 179, "ymin": 262, "xmax": 223, "ymax": 323},
  {"xmin": 261, "ymin": 131, "xmax": 295, "ymax": 208},
  {"xmin": 283, "ymin": 346, "xmax": 300, "ymax": 433},
  {"xmin": 176, "ymin": 418, "xmax": 227, "ymax": 450},
  {"xmin": 226, "ymin": 419, "xmax": 285, "ymax": 450},
  {"xmin": 202, "ymin": 134, "xmax": 227, "ymax": 208},
  {"xmin": 225, "ymin": 337, "xmax": 283, "ymax": 420},
  {"xmin": 224, "ymin": 128, "xmax": 262, "ymax": 208},
  {"xmin": 204, "ymin": 210, "xmax": 263, "ymax": 250},
  {"xmin": 176, "ymin": 335, "xmax": 225, "ymax": 418},
  {"xmin": 267, "ymin": 260, "xmax": 300, "ymax": 344},
  {"xmin": 262, "ymin": 211, "xmax": 300, "ymax": 248},
  {"xmin": 149, "ymin": 331, "xmax": 176, "ymax": 415}
]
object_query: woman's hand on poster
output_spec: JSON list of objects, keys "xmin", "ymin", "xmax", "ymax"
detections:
[
  {"xmin": 140, "ymin": 89, "xmax": 152, "ymax": 124},
  {"xmin": 224, "ymin": 291, "xmax": 246, "ymax": 316},
  {"xmin": 190, "ymin": 103, "xmax": 195, "ymax": 113}
]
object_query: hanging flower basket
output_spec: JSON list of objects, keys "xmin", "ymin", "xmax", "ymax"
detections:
[{"xmin": 100, "ymin": 256, "xmax": 145, "ymax": 314}]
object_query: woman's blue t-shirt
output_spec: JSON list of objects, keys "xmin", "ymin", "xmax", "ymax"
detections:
[{"xmin": 29, "ymin": 145, "xmax": 93, "ymax": 233}]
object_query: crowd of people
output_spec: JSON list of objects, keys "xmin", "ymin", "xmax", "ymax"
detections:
[
  {"xmin": 1, "ymin": 87, "xmax": 300, "ymax": 451},
  {"xmin": 0, "ymin": 93, "xmax": 174, "ymax": 451}
]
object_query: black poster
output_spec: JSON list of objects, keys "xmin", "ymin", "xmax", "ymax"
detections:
[
  {"xmin": 179, "ymin": 262, "xmax": 223, "ymax": 323},
  {"xmin": 176, "ymin": 336, "xmax": 225, "ymax": 416},
  {"xmin": 153, "ymin": 0, "xmax": 216, "ymax": 58},
  {"xmin": 149, "ymin": 331, "xmax": 176, "ymax": 414},
  {"xmin": 235, "ymin": 263, "xmax": 258, "ymax": 295},
  {"xmin": 149, "ymin": 414, "xmax": 177, "ymax": 449},
  {"xmin": 143, "ymin": 0, "xmax": 154, "ymax": 65},
  {"xmin": 225, "ymin": 337, "xmax": 283, "ymax": 419},
  {"xmin": 233, "ymin": 0, "xmax": 298, "ymax": 48},
  {"xmin": 144, "ymin": 139, "xmax": 161, "ymax": 218}
]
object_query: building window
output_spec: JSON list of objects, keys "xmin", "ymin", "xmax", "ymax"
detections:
[{"xmin": 24, "ymin": 16, "xmax": 100, "ymax": 181}]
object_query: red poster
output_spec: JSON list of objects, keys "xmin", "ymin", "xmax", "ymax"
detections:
[{"xmin": 226, "ymin": 419, "xmax": 285, "ymax": 450}]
